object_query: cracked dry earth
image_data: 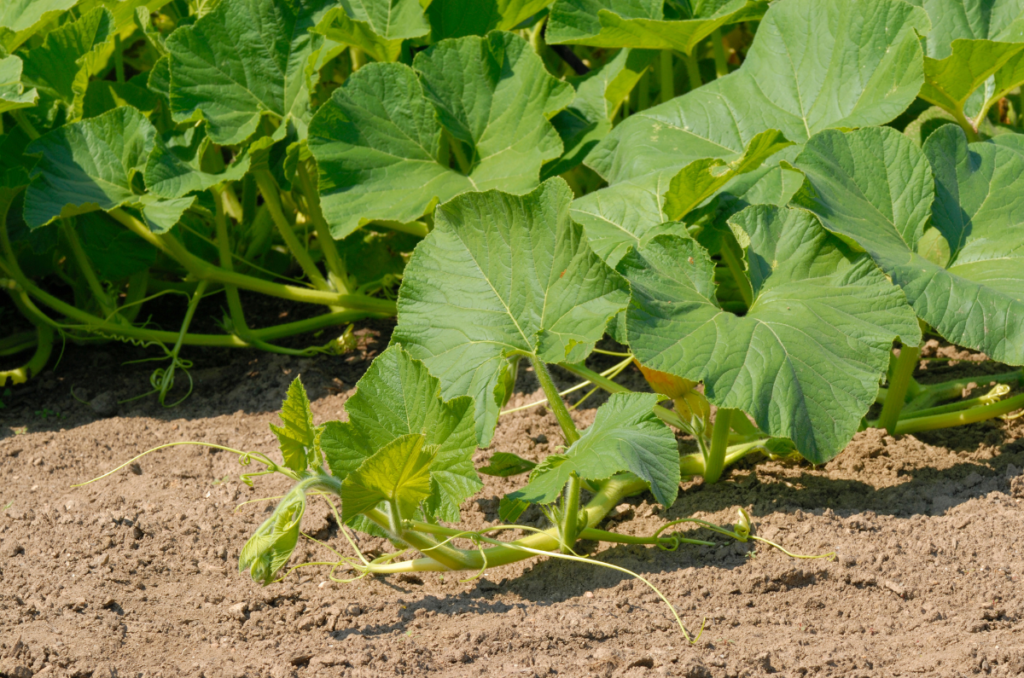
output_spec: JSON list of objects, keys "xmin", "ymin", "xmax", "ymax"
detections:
[{"xmin": 1, "ymin": 342, "xmax": 1024, "ymax": 678}]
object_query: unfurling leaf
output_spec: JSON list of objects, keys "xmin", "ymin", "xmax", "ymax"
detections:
[
  {"xmin": 239, "ymin": 485, "xmax": 306, "ymax": 585},
  {"xmin": 320, "ymin": 345, "xmax": 481, "ymax": 523},
  {"xmin": 341, "ymin": 433, "xmax": 433, "ymax": 522},
  {"xmin": 479, "ymin": 452, "xmax": 537, "ymax": 478},
  {"xmin": 270, "ymin": 377, "xmax": 316, "ymax": 474}
]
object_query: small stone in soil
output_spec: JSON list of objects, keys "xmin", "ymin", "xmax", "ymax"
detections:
[
  {"xmin": 3, "ymin": 540, "xmax": 24, "ymax": 557},
  {"xmin": 89, "ymin": 392, "xmax": 119, "ymax": 417}
]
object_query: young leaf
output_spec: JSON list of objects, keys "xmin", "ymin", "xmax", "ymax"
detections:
[
  {"xmin": 19, "ymin": 8, "xmax": 117, "ymax": 124},
  {"xmin": 319, "ymin": 345, "xmax": 481, "ymax": 522},
  {"xmin": 144, "ymin": 127, "xmax": 253, "ymax": 199},
  {"xmin": 393, "ymin": 179, "xmax": 629, "ymax": 444},
  {"xmin": 479, "ymin": 452, "xmax": 537, "ymax": 478},
  {"xmin": 507, "ymin": 393, "xmax": 679, "ymax": 508},
  {"xmin": 308, "ymin": 31, "xmax": 574, "ymax": 238},
  {"xmin": 794, "ymin": 125, "xmax": 1024, "ymax": 366},
  {"xmin": 619, "ymin": 212, "xmax": 921, "ymax": 464},
  {"xmin": 311, "ymin": 1, "xmax": 430, "ymax": 63},
  {"xmin": 577, "ymin": 0, "xmax": 929, "ymax": 251},
  {"xmin": 341, "ymin": 433, "xmax": 433, "ymax": 522},
  {"xmin": 547, "ymin": 0, "xmax": 767, "ymax": 54},
  {"xmin": 239, "ymin": 484, "xmax": 305, "ymax": 585},
  {"xmin": 0, "ymin": 56, "xmax": 38, "ymax": 115},
  {"xmin": 426, "ymin": 0, "xmax": 554, "ymax": 40},
  {"xmin": 914, "ymin": 0, "xmax": 1024, "ymax": 128},
  {"xmin": 166, "ymin": 0, "xmax": 334, "ymax": 145},
  {"xmin": 270, "ymin": 377, "xmax": 317, "ymax": 474}
]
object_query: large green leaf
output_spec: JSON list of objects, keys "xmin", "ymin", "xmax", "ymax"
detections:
[
  {"xmin": 341, "ymin": 433, "xmax": 433, "ymax": 521},
  {"xmin": 320, "ymin": 345, "xmax": 481, "ymax": 522},
  {"xmin": 0, "ymin": 0, "xmax": 78, "ymax": 52},
  {"xmin": 545, "ymin": 48, "xmax": 656, "ymax": 179},
  {"xmin": 426, "ymin": 0, "xmax": 553, "ymax": 40},
  {"xmin": 794, "ymin": 124, "xmax": 1024, "ymax": 365},
  {"xmin": 619, "ymin": 212, "xmax": 921, "ymax": 463},
  {"xmin": 23, "ymin": 106, "xmax": 155, "ymax": 228},
  {"xmin": 393, "ymin": 179, "xmax": 629, "ymax": 444},
  {"xmin": 166, "ymin": 0, "xmax": 333, "ymax": 145},
  {"xmin": 308, "ymin": 31, "xmax": 574, "ymax": 238},
  {"xmin": 270, "ymin": 377, "xmax": 317, "ymax": 474},
  {"xmin": 576, "ymin": 0, "xmax": 930, "ymax": 254},
  {"xmin": 19, "ymin": 8, "xmax": 116, "ymax": 125},
  {"xmin": 547, "ymin": 0, "xmax": 767, "ymax": 53},
  {"xmin": 0, "ymin": 56, "xmax": 37, "ymax": 115},
  {"xmin": 22, "ymin": 106, "xmax": 203, "ymax": 233},
  {"xmin": 909, "ymin": 0, "xmax": 1024, "ymax": 126},
  {"xmin": 312, "ymin": 1, "xmax": 430, "ymax": 63},
  {"xmin": 509, "ymin": 393, "xmax": 679, "ymax": 507}
]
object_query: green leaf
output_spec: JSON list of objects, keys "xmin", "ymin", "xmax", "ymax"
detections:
[
  {"xmin": 75, "ymin": 211, "xmax": 158, "ymax": 279},
  {"xmin": 19, "ymin": 7, "xmax": 117, "ymax": 124},
  {"xmin": 910, "ymin": 0, "xmax": 1024, "ymax": 124},
  {"xmin": 166, "ymin": 0, "xmax": 334, "ymax": 145},
  {"xmin": 23, "ymin": 106, "xmax": 156, "ymax": 228},
  {"xmin": 509, "ymin": 393, "xmax": 679, "ymax": 506},
  {"xmin": 239, "ymin": 484, "xmax": 305, "ymax": 585},
  {"xmin": 269, "ymin": 377, "xmax": 316, "ymax": 474},
  {"xmin": 619, "ymin": 214, "xmax": 921, "ymax": 463},
  {"xmin": 0, "ymin": 56, "xmax": 38, "ymax": 115},
  {"xmin": 479, "ymin": 452, "xmax": 537, "ymax": 477},
  {"xmin": 394, "ymin": 180, "xmax": 629, "ymax": 445},
  {"xmin": 662, "ymin": 129, "xmax": 793, "ymax": 221},
  {"xmin": 426, "ymin": 0, "xmax": 553, "ymax": 40},
  {"xmin": 341, "ymin": 433, "xmax": 433, "ymax": 522},
  {"xmin": 547, "ymin": 0, "xmax": 767, "ymax": 53},
  {"xmin": 320, "ymin": 345, "xmax": 481, "ymax": 522},
  {"xmin": 311, "ymin": 1, "xmax": 430, "ymax": 63},
  {"xmin": 793, "ymin": 124, "xmax": 1024, "ymax": 365},
  {"xmin": 144, "ymin": 126, "xmax": 252, "ymax": 199},
  {"xmin": 577, "ymin": 0, "xmax": 930, "ymax": 251},
  {"xmin": 0, "ymin": 0, "xmax": 78, "ymax": 52},
  {"xmin": 308, "ymin": 31, "xmax": 574, "ymax": 238},
  {"xmin": 545, "ymin": 48, "xmax": 656, "ymax": 179}
]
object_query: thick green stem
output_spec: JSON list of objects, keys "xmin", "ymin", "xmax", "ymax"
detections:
[
  {"xmin": 11, "ymin": 111, "xmax": 40, "ymax": 140},
  {"xmin": 892, "ymin": 392, "xmax": 1024, "ymax": 435},
  {"xmin": 711, "ymin": 28, "xmax": 729, "ymax": 77},
  {"xmin": 679, "ymin": 438, "xmax": 768, "ymax": 477},
  {"xmin": 685, "ymin": 50, "xmax": 702, "ymax": 90},
  {"xmin": 898, "ymin": 390, "xmax": 1011, "ymax": 421},
  {"xmin": 0, "ymin": 331, "xmax": 37, "ymax": 356},
  {"xmin": 350, "ymin": 47, "xmax": 367, "ymax": 71},
  {"xmin": 253, "ymin": 171, "xmax": 333, "ymax": 298},
  {"xmin": 952, "ymin": 105, "xmax": 981, "ymax": 142},
  {"xmin": 61, "ymin": 219, "xmax": 117, "ymax": 319},
  {"xmin": 361, "ymin": 509, "xmax": 476, "ymax": 571},
  {"xmin": 638, "ymin": 68, "xmax": 650, "ymax": 111},
  {"xmin": 905, "ymin": 369, "xmax": 1024, "ymax": 413},
  {"xmin": 212, "ymin": 188, "xmax": 251, "ymax": 340},
  {"xmin": 705, "ymin": 409, "xmax": 732, "ymax": 483},
  {"xmin": 108, "ymin": 209, "xmax": 396, "ymax": 314},
  {"xmin": 297, "ymin": 162, "xmax": 351, "ymax": 295},
  {"xmin": 659, "ymin": 50, "xmax": 674, "ymax": 103},
  {"xmin": 530, "ymin": 356, "xmax": 582, "ymax": 550},
  {"xmin": 878, "ymin": 345, "xmax": 921, "ymax": 434},
  {"xmin": 367, "ymin": 475, "xmax": 651, "ymax": 574},
  {"xmin": 371, "ymin": 220, "xmax": 430, "ymax": 238},
  {"xmin": 530, "ymin": 356, "xmax": 581, "ymax": 446}
]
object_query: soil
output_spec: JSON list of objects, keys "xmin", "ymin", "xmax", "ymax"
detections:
[{"xmin": 2, "ymin": 327, "xmax": 1023, "ymax": 678}]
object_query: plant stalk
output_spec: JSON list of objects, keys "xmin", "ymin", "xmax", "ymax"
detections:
[
  {"xmin": 878, "ymin": 345, "xmax": 921, "ymax": 434},
  {"xmin": 711, "ymin": 28, "xmax": 729, "ymax": 77},
  {"xmin": 892, "ymin": 392, "xmax": 1024, "ymax": 435},
  {"xmin": 659, "ymin": 50, "xmax": 674, "ymax": 103},
  {"xmin": 685, "ymin": 50, "xmax": 702, "ymax": 90},
  {"xmin": 704, "ymin": 408, "xmax": 732, "ymax": 483},
  {"xmin": 297, "ymin": 162, "xmax": 352, "ymax": 295}
]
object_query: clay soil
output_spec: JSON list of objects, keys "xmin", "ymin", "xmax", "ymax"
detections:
[{"xmin": 2, "ymin": 323, "xmax": 1023, "ymax": 678}]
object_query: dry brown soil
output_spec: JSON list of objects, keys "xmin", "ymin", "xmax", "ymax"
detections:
[{"xmin": 2, "ymin": 329, "xmax": 1023, "ymax": 678}]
